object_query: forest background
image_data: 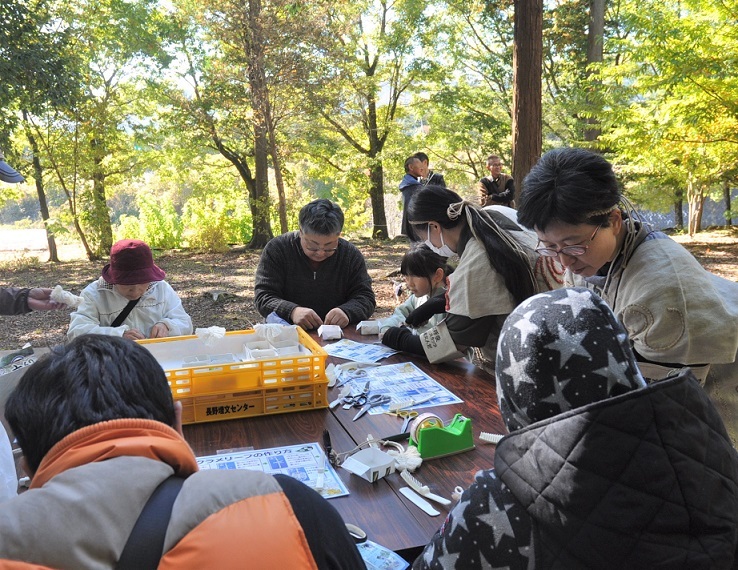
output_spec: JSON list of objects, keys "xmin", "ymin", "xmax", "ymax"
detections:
[{"xmin": 2, "ymin": 0, "xmax": 738, "ymax": 263}]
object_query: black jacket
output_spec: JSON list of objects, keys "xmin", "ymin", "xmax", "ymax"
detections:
[
  {"xmin": 415, "ymin": 370, "xmax": 738, "ymax": 569},
  {"xmin": 496, "ymin": 370, "xmax": 738, "ymax": 569}
]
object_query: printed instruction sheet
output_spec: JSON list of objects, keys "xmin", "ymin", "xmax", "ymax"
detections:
[
  {"xmin": 323, "ymin": 339, "xmax": 398, "ymax": 362},
  {"xmin": 333, "ymin": 361, "xmax": 462, "ymax": 415},
  {"xmin": 196, "ymin": 441, "xmax": 348, "ymax": 499}
]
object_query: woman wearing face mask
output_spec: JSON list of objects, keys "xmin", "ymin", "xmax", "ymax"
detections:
[{"xmin": 381, "ymin": 185, "xmax": 563, "ymax": 371}]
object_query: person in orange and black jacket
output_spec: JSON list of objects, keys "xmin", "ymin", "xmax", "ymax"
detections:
[{"xmin": 0, "ymin": 334, "xmax": 366, "ymax": 570}]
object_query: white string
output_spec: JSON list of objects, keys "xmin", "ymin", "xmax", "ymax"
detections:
[
  {"xmin": 450, "ymin": 201, "xmax": 537, "ymax": 291},
  {"xmin": 600, "ymin": 196, "xmax": 648, "ymax": 307}
]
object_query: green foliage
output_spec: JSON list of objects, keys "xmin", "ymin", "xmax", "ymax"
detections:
[
  {"xmin": 181, "ymin": 194, "xmax": 252, "ymax": 252},
  {"xmin": 4, "ymin": 0, "xmax": 738, "ymax": 247},
  {"xmin": 116, "ymin": 193, "xmax": 183, "ymax": 249}
]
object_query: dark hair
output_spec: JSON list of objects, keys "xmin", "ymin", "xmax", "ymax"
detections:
[
  {"xmin": 408, "ymin": 185, "xmax": 536, "ymax": 305},
  {"xmin": 404, "ymin": 156, "xmax": 421, "ymax": 174},
  {"xmin": 400, "ymin": 244, "xmax": 454, "ymax": 292},
  {"xmin": 298, "ymin": 198, "xmax": 344, "ymax": 235},
  {"xmin": 6, "ymin": 334, "xmax": 175, "ymax": 473},
  {"xmin": 518, "ymin": 147, "xmax": 621, "ymax": 232},
  {"xmin": 413, "ymin": 152, "xmax": 429, "ymax": 164}
]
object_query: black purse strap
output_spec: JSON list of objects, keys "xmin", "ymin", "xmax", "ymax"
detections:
[
  {"xmin": 116, "ymin": 476, "xmax": 185, "ymax": 570},
  {"xmin": 111, "ymin": 297, "xmax": 141, "ymax": 328}
]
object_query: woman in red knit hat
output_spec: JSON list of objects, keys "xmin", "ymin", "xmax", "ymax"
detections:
[{"xmin": 68, "ymin": 239, "xmax": 192, "ymax": 340}]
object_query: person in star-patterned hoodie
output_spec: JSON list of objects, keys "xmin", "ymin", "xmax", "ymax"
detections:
[{"xmin": 415, "ymin": 287, "xmax": 738, "ymax": 569}]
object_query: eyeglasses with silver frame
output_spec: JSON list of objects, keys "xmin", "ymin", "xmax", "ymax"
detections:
[{"xmin": 535, "ymin": 223, "xmax": 603, "ymax": 258}]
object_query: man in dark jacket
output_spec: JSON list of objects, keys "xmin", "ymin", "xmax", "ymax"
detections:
[
  {"xmin": 415, "ymin": 287, "xmax": 738, "ymax": 569},
  {"xmin": 254, "ymin": 199, "xmax": 375, "ymax": 330},
  {"xmin": 478, "ymin": 154, "xmax": 515, "ymax": 207},
  {"xmin": 399, "ymin": 155, "xmax": 425, "ymax": 240},
  {"xmin": 413, "ymin": 152, "xmax": 446, "ymax": 187}
]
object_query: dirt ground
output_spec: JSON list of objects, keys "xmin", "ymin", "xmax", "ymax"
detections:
[{"xmin": 1, "ymin": 228, "xmax": 736, "ymax": 350}]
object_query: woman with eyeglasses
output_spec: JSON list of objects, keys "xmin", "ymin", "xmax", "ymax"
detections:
[
  {"xmin": 518, "ymin": 146, "xmax": 738, "ymax": 444},
  {"xmin": 381, "ymin": 185, "xmax": 563, "ymax": 372}
]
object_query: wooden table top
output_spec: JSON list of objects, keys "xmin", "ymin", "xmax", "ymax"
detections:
[{"xmin": 184, "ymin": 328, "xmax": 507, "ymax": 556}]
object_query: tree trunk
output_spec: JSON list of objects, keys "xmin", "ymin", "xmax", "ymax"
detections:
[
  {"xmin": 266, "ymin": 102, "xmax": 289, "ymax": 234},
  {"xmin": 723, "ymin": 178, "xmax": 733, "ymax": 227},
  {"xmin": 686, "ymin": 178, "xmax": 705, "ymax": 236},
  {"xmin": 674, "ymin": 198, "xmax": 683, "ymax": 230},
  {"xmin": 247, "ymin": 0, "xmax": 274, "ymax": 248},
  {"xmin": 24, "ymin": 124, "xmax": 59, "ymax": 262},
  {"xmin": 366, "ymin": 90, "xmax": 388, "ymax": 239},
  {"xmin": 369, "ymin": 163, "xmax": 388, "ymax": 239},
  {"xmin": 90, "ymin": 138, "xmax": 113, "ymax": 256},
  {"xmin": 512, "ymin": 0, "xmax": 543, "ymax": 187},
  {"xmin": 584, "ymin": 0, "xmax": 605, "ymax": 142}
]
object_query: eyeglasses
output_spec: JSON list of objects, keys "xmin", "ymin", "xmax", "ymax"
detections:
[
  {"xmin": 304, "ymin": 245, "xmax": 338, "ymax": 253},
  {"xmin": 301, "ymin": 235, "xmax": 338, "ymax": 254},
  {"xmin": 535, "ymin": 224, "xmax": 603, "ymax": 257},
  {"xmin": 489, "ymin": 163, "xmax": 502, "ymax": 167}
]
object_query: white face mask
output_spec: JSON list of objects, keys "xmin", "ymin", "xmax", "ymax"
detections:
[{"xmin": 425, "ymin": 226, "xmax": 456, "ymax": 257}]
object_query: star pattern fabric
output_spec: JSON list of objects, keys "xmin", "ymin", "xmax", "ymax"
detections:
[
  {"xmin": 496, "ymin": 287, "xmax": 645, "ymax": 431},
  {"xmin": 413, "ymin": 470, "xmax": 532, "ymax": 570},
  {"xmin": 413, "ymin": 288, "xmax": 646, "ymax": 570}
]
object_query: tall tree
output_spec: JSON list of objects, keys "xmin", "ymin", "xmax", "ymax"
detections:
[
  {"xmin": 0, "ymin": 0, "xmax": 81, "ymax": 262},
  {"xmin": 598, "ymin": 0, "xmax": 738, "ymax": 231},
  {"xmin": 584, "ymin": 0, "xmax": 605, "ymax": 142},
  {"xmin": 298, "ymin": 0, "xmax": 434, "ymax": 239},
  {"xmin": 512, "ymin": 0, "xmax": 543, "ymax": 184}
]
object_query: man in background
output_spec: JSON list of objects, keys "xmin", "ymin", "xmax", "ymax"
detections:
[
  {"xmin": 479, "ymin": 154, "xmax": 515, "ymax": 207},
  {"xmin": 413, "ymin": 152, "xmax": 445, "ymax": 187},
  {"xmin": 398, "ymin": 155, "xmax": 425, "ymax": 239}
]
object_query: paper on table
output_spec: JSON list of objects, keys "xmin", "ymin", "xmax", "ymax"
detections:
[
  {"xmin": 331, "ymin": 362, "xmax": 462, "ymax": 416},
  {"xmin": 196, "ymin": 442, "xmax": 349, "ymax": 499},
  {"xmin": 318, "ymin": 324, "xmax": 343, "ymax": 340},
  {"xmin": 356, "ymin": 540, "xmax": 410, "ymax": 570},
  {"xmin": 323, "ymin": 339, "xmax": 397, "ymax": 362}
]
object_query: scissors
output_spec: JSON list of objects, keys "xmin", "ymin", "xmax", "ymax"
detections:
[
  {"xmin": 341, "ymin": 381, "xmax": 371, "ymax": 409},
  {"xmin": 397, "ymin": 410, "xmax": 419, "ymax": 433},
  {"xmin": 352, "ymin": 394, "xmax": 392, "ymax": 421}
]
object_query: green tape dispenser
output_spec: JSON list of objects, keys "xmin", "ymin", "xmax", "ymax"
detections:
[{"xmin": 409, "ymin": 413, "xmax": 475, "ymax": 459}]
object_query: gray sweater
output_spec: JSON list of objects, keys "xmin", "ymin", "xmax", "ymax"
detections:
[{"xmin": 254, "ymin": 231, "xmax": 375, "ymax": 324}]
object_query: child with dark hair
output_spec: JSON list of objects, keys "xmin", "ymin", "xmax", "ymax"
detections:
[{"xmin": 378, "ymin": 245, "xmax": 453, "ymax": 335}]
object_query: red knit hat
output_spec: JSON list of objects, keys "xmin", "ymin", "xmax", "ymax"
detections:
[{"xmin": 101, "ymin": 240, "xmax": 166, "ymax": 285}]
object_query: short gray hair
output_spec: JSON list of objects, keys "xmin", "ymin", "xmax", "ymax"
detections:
[{"xmin": 299, "ymin": 199, "xmax": 344, "ymax": 235}]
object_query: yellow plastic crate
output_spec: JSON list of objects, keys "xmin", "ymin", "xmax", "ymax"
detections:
[{"xmin": 138, "ymin": 328, "xmax": 328, "ymax": 424}]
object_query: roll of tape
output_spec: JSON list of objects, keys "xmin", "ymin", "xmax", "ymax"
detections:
[{"xmin": 410, "ymin": 413, "xmax": 444, "ymax": 443}]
